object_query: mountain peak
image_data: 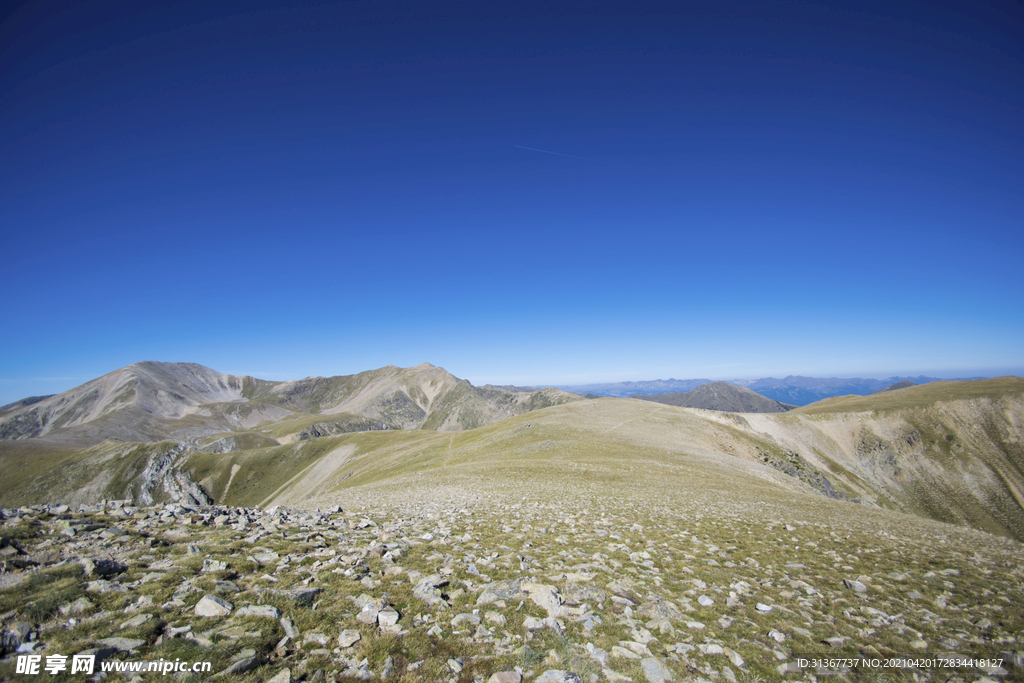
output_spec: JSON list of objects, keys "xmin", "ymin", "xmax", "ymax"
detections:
[{"xmin": 632, "ymin": 382, "xmax": 795, "ymax": 413}]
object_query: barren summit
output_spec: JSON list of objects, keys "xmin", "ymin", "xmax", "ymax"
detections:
[
  {"xmin": 631, "ymin": 382, "xmax": 796, "ymax": 413},
  {"xmin": 1, "ymin": 364, "xmax": 1023, "ymax": 681}
]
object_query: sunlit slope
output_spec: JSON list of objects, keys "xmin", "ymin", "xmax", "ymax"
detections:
[
  {"xmin": 206, "ymin": 399, "xmax": 825, "ymax": 511},
  {"xmin": 0, "ymin": 361, "xmax": 583, "ymax": 447},
  {"xmin": 4, "ymin": 380, "xmax": 1022, "ymax": 543},
  {"xmin": 735, "ymin": 377, "xmax": 1024, "ymax": 539},
  {"xmin": 792, "ymin": 376, "xmax": 1024, "ymax": 414}
]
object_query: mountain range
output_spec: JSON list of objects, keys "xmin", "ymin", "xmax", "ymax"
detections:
[
  {"xmin": 631, "ymin": 381, "xmax": 796, "ymax": 413},
  {"xmin": 1, "ymin": 361, "xmax": 1023, "ymax": 545},
  {"xmin": 558, "ymin": 374, "xmax": 954, "ymax": 404},
  {"xmin": 0, "ymin": 361, "xmax": 581, "ymax": 449}
]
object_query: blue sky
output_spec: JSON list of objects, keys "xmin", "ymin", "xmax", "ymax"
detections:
[{"xmin": 2, "ymin": 0, "xmax": 1022, "ymax": 403}]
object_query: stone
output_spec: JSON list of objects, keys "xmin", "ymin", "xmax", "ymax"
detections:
[
  {"xmin": 356, "ymin": 604, "xmax": 380, "ymax": 624},
  {"xmin": 842, "ymin": 579, "xmax": 868, "ymax": 592},
  {"xmin": 304, "ymin": 632, "xmax": 329, "ymax": 646},
  {"xmin": 377, "ymin": 606, "xmax": 400, "ymax": 627},
  {"xmin": 523, "ymin": 616, "xmax": 546, "ymax": 630},
  {"xmin": 338, "ymin": 629, "xmax": 361, "ymax": 648},
  {"xmin": 414, "ymin": 575, "xmax": 448, "ymax": 607},
  {"xmin": 220, "ymin": 657, "xmax": 259, "ymax": 675},
  {"xmin": 280, "ymin": 617, "xmax": 300, "ymax": 639},
  {"xmin": 451, "ymin": 612, "xmax": 481, "ymax": 627},
  {"xmin": 768, "ymin": 629, "xmax": 786, "ymax": 643},
  {"xmin": 202, "ymin": 558, "xmax": 228, "ymax": 572},
  {"xmin": 535, "ymin": 671, "xmax": 582, "ymax": 683},
  {"xmin": 563, "ymin": 583, "xmax": 606, "ymax": 603},
  {"xmin": 637, "ymin": 599, "xmax": 685, "ymax": 622},
  {"xmin": 476, "ymin": 578, "xmax": 525, "ymax": 605},
  {"xmin": 523, "ymin": 582, "xmax": 575, "ymax": 617},
  {"xmin": 97, "ymin": 637, "xmax": 146, "ymax": 652},
  {"xmin": 254, "ymin": 551, "xmax": 280, "ymax": 564},
  {"xmin": 81, "ymin": 558, "xmax": 126, "ymax": 577},
  {"xmin": 120, "ymin": 613, "xmax": 153, "ymax": 630},
  {"xmin": 266, "ymin": 669, "xmax": 291, "ymax": 683},
  {"xmin": 59, "ymin": 597, "xmax": 95, "ymax": 616},
  {"xmin": 487, "ymin": 673, "xmax": 523, "ymax": 683},
  {"xmin": 755, "ymin": 603, "xmax": 772, "ymax": 613},
  {"xmin": 641, "ymin": 657, "xmax": 674, "ymax": 683},
  {"xmin": 87, "ymin": 579, "xmax": 126, "ymax": 593},
  {"xmin": 195, "ymin": 594, "xmax": 233, "ymax": 617},
  {"xmin": 236, "ymin": 605, "xmax": 281, "ymax": 618},
  {"xmin": 698, "ymin": 595, "xmax": 714, "ymax": 607},
  {"xmin": 724, "ymin": 647, "xmax": 744, "ymax": 668},
  {"xmin": 265, "ymin": 587, "xmax": 322, "ymax": 605}
]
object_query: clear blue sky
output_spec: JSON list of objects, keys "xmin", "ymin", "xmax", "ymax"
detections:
[{"xmin": 2, "ymin": 0, "xmax": 1022, "ymax": 404}]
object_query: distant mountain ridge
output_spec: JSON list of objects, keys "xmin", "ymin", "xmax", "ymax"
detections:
[
  {"xmin": 559, "ymin": 374, "xmax": 954, "ymax": 405},
  {"xmin": 632, "ymin": 381, "xmax": 796, "ymax": 413},
  {"xmin": 0, "ymin": 361, "xmax": 582, "ymax": 446},
  {"xmin": 556, "ymin": 378, "xmax": 713, "ymax": 398}
]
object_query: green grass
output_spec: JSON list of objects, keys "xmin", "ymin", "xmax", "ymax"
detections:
[{"xmin": 0, "ymin": 563, "xmax": 85, "ymax": 622}]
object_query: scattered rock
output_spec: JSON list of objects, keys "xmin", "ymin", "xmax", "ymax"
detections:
[
  {"xmin": 535, "ymin": 671, "xmax": 582, "ymax": 683},
  {"xmin": 236, "ymin": 605, "xmax": 281, "ymax": 618},
  {"xmin": 641, "ymin": 657, "xmax": 674, "ymax": 683},
  {"xmin": 488, "ymin": 673, "xmax": 523, "ymax": 683},
  {"xmin": 266, "ymin": 669, "xmax": 291, "ymax": 683},
  {"xmin": 338, "ymin": 630, "xmax": 361, "ymax": 648},
  {"xmin": 219, "ymin": 657, "xmax": 259, "ymax": 676},
  {"xmin": 195, "ymin": 594, "xmax": 233, "ymax": 617}
]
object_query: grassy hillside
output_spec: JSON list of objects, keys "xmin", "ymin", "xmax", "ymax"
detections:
[
  {"xmin": 793, "ymin": 376, "xmax": 1024, "ymax": 414},
  {"xmin": 3, "ymin": 379, "xmax": 1023, "ymax": 544}
]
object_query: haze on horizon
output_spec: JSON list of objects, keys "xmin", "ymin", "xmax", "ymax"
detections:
[{"xmin": 2, "ymin": 1, "xmax": 1022, "ymax": 406}]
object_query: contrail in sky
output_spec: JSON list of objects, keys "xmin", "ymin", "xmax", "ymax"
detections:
[{"xmin": 514, "ymin": 145, "xmax": 634, "ymax": 167}]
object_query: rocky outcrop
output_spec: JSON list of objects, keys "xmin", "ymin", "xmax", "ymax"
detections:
[{"xmin": 136, "ymin": 443, "xmax": 212, "ymax": 507}]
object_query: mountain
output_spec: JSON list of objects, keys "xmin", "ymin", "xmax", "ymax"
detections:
[
  {"xmin": 0, "ymin": 361, "xmax": 582, "ymax": 448},
  {"xmin": 875, "ymin": 379, "xmax": 917, "ymax": 393},
  {"xmin": 557, "ymin": 375, "xmax": 949, "ymax": 404},
  {"xmin": 733, "ymin": 375, "xmax": 946, "ymax": 405},
  {"xmin": 4, "ymin": 378, "xmax": 1021, "ymax": 681},
  {"xmin": 2, "ymin": 362, "xmax": 1023, "ymax": 544},
  {"xmin": 556, "ymin": 378, "xmax": 712, "ymax": 397},
  {"xmin": 631, "ymin": 381, "xmax": 796, "ymax": 413}
]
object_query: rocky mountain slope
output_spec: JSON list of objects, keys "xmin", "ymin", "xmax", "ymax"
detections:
[
  {"xmin": 3, "ymin": 373, "xmax": 1023, "ymax": 544},
  {"xmin": 630, "ymin": 382, "xmax": 795, "ymax": 413},
  {"xmin": 2, "ymin": 373, "xmax": 1023, "ymax": 681},
  {"xmin": 1, "ymin": 442, "xmax": 1022, "ymax": 682},
  {"xmin": 0, "ymin": 362, "xmax": 582, "ymax": 448}
]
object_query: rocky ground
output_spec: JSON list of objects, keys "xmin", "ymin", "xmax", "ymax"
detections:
[{"xmin": 1, "ymin": 492, "xmax": 1022, "ymax": 683}]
